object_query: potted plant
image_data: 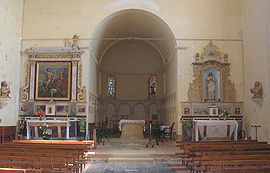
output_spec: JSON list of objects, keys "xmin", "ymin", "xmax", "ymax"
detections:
[
  {"xmin": 151, "ymin": 126, "xmax": 165, "ymax": 146},
  {"xmin": 96, "ymin": 128, "xmax": 110, "ymax": 145},
  {"xmin": 18, "ymin": 120, "xmax": 26, "ymax": 135},
  {"xmin": 78, "ymin": 119, "xmax": 86, "ymax": 133},
  {"xmin": 182, "ymin": 120, "xmax": 192, "ymax": 141},
  {"xmin": 39, "ymin": 123, "xmax": 52, "ymax": 140}
]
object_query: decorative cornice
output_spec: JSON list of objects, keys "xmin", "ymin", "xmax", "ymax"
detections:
[
  {"xmin": 25, "ymin": 47, "xmax": 84, "ymax": 60},
  {"xmin": 100, "ymin": 69, "xmax": 165, "ymax": 76}
]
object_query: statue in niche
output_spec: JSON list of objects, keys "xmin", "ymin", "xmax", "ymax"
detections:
[
  {"xmin": 250, "ymin": 81, "xmax": 263, "ymax": 99},
  {"xmin": 0, "ymin": 81, "xmax": 11, "ymax": 97},
  {"xmin": 206, "ymin": 72, "xmax": 216, "ymax": 101}
]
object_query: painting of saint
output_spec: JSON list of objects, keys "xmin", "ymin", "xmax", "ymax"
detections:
[{"xmin": 35, "ymin": 62, "xmax": 71, "ymax": 100}]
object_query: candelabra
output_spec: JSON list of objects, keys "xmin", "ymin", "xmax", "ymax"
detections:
[{"xmin": 251, "ymin": 124, "xmax": 262, "ymax": 140}]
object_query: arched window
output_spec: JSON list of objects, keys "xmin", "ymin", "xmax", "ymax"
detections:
[
  {"xmin": 148, "ymin": 75, "xmax": 157, "ymax": 99},
  {"xmin": 108, "ymin": 76, "xmax": 116, "ymax": 99}
]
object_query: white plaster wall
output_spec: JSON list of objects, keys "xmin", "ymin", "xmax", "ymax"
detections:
[
  {"xmin": 0, "ymin": 0, "xmax": 24, "ymax": 126},
  {"xmin": 22, "ymin": 0, "xmax": 241, "ymax": 40},
  {"xmin": 241, "ymin": 0, "xmax": 270, "ymax": 142}
]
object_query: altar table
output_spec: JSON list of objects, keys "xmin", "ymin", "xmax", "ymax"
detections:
[
  {"xmin": 26, "ymin": 120, "xmax": 70, "ymax": 139},
  {"xmin": 193, "ymin": 120, "xmax": 238, "ymax": 141},
  {"xmin": 119, "ymin": 120, "xmax": 145, "ymax": 140}
]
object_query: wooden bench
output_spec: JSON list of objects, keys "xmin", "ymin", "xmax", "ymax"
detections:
[
  {"xmin": 175, "ymin": 140, "xmax": 270, "ymax": 173},
  {"xmin": 0, "ymin": 140, "xmax": 95, "ymax": 173}
]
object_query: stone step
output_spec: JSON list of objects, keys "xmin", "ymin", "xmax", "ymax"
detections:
[
  {"xmin": 175, "ymin": 171, "xmax": 190, "ymax": 173},
  {"xmin": 91, "ymin": 153, "xmax": 150, "ymax": 158},
  {"xmin": 171, "ymin": 166, "xmax": 189, "ymax": 171},
  {"xmin": 169, "ymin": 162, "xmax": 183, "ymax": 166},
  {"xmin": 90, "ymin": 153, "xmax": 177, "ymax": 158},
  {"xmin": 108, "ymin": 158, "xmax": 154, "ymax": 163}
]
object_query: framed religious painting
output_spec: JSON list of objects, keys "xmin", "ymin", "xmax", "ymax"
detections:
[
  {"xmin": 56, "ymin": 104, "xmax": 70, "ymax": 115},
  {"xmin": 46, "ymin": 105, "xmax": 56, "ymax": 115},
  {"xmin": 76, "ymin": 104, "xmax": 86, "ymax": 115},
  {"xmin": 19, "ymin": 103, "xmax": 28, "ymax": 115},
  {"xmin": 35, "ymin": 62, "xmax": 72, "ymax": 101}
]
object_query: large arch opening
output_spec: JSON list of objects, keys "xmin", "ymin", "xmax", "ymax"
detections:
[{"xmin": 90, "ymin": 9, "xmax": 177, "ymax": 130}]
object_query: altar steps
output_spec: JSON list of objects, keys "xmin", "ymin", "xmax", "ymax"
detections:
[
  {"xmin": 89, "ymin": 152, "xmax": 180, "ymax": 163},
  {"xmin": 108, "ymin": 157, "xmax": 154, "ymax": 163}
]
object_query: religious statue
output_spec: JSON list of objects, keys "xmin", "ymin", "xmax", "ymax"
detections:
[
  {"xmin": 64, "ymin": 34, "xmax": 80, "ymax": 50},
  {"xmin": 250, "ymin": 81, "xmax": 263, "ymax": 99},
  {"xmin": 0, "ymin": 81, "xmax": 11, "ymax": 97},
  {"xmin": 206, "ymin": 72, "xmax": 216, "ymax": 100}
]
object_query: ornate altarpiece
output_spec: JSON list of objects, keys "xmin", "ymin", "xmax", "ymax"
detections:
[
  {"xmin": 188, "ymin": 41, "xmax": 236, "ymax": 102},
  {"xmin": 19, "ymin": 47, "xmax": 87, "ymax": 139},
  {"xmin": 181, "ymin": 41, "xmax": 243, "ymax": 141}
]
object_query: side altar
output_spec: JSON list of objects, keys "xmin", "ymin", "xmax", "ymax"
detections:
[
  {"xmin": 181, "ymin": 42, "xmax": 243, "ymax": 141},
  {"xmin": 18, "ymin": 38, "xmax": 89, "ymax": 140}
]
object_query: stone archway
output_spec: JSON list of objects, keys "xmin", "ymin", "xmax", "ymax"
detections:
[{"xmin": 90, "ymin": 9, "xmax": 177, "ymax": 126}]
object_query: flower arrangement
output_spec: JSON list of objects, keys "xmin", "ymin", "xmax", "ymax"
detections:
[
  {"xmin": 219, "ymin": 110, "xmax": 231, "ymax": 120},
  {"xmin": 36, "ymin": 111, "xmax": 45, "ymax": 116},
  {"xmin": 36, "ymin": 111, "xmax": 45, "ymax": 120},
  {"xmin": 39, "ymin": 123, "xmax": 52, "ymax": 139}
]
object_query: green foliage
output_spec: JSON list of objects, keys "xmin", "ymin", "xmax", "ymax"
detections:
[
  {"xmin": 219, "ymin": 110, "xmax": 231, "ymax": 120},
  {"xmin": 183, "ymin": 120, "xmax": 192, "ymax": 129},
  {"xmin": 151, "ymin": 126, "xmax": 165, "ymax": 140},
  {"xmin": 78, "ymin": 119, "xmax": 86, "ymax": 131},
  {"xmin": 96, "ymin": 128, "xmax": 110, "ymax": 144}
]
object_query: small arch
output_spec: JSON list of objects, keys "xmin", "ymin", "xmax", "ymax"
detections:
[{"xmin": 133, "ymin": 103, "xmax": 146, "ymax": 120}]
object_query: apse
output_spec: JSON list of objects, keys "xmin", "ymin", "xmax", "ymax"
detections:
[{"xmin": 90, "ymin": 9, "xmax": 176, "ymax": 121}]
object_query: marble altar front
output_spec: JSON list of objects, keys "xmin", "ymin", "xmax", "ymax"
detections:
[
  {"xmin": 26, "ymin": 120, "xmax": 70, "ymax": 139},
  {"xmin": 193, "ymin": 120, "xmax": 238, "ymax": 141},
  {"xmin": 119, "ymin": 120, "xmax": 145, "ymax": 140}
]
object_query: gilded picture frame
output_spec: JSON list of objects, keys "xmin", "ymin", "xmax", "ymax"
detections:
[{"xmin": 35, "ymin": 62, "xmax": 71, "ymax": 101}]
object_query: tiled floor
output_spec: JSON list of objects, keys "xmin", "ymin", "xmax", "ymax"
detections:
[
  {"xmin": 84, "ymin": 162, "xmax": 177, "ymax": 173},
  {"xmin": 83, "ymin": 140, "xmax": 184, "ymax": 173}
]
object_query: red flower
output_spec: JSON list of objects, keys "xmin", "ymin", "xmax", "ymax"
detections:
[{"xmin": 36, "ymin": 111, "xmax": 45, "ymax": 116}]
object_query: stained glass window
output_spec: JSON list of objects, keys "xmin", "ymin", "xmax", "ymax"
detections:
[
  {"xmin": 149, "ymin": 75, "xmax": 157, "ymax": 99},
  {"xmin": 108, "ymin": 76, "xmax": 116, "ymax": 99}
]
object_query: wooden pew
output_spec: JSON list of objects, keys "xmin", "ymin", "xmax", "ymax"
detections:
[
  {"xmin": 175, "ymin": 140, "xmax": 270, "ymax": 173},
  {"xmin": 0, "ymin": 140, "xmax": 95, "ymax": 173}
]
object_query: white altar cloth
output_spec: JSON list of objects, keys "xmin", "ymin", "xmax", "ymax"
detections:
[
  {"xmin": 26, "ymin": 120, "xmax": 70, "ymax": 139},
  {"xmin": 193, "ymin": 120, "xmax": 238, "ymax": 141},
  {"xmin": 119, "ymin": 120, "xmax": 145, "ymax": 131}
]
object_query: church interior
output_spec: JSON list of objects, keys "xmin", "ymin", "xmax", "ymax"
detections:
[{"xmin": 0, "ymin": 0, "xmax": 270, "ymax": 172}]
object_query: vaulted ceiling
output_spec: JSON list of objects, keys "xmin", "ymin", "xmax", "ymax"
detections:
[{"xmin": 90, "ymin": 9, "xmax": 176, "ymax": 64}]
